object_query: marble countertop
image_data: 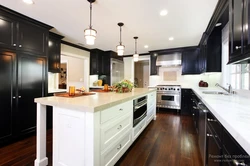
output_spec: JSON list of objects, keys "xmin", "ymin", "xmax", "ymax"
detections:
[
  {"xmin": 35, "ymin": 88, "xmax": 156, "ymax": 112},
  {"xmin": 191, "ymin": 87, "xmax": 250, "ymax": 155},
  {"xmin": 48, "ymin": 89, "xmax": 67, "ymax": 93}
]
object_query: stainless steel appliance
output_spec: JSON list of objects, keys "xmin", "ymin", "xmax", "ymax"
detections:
[
  {"xmin": 156, "ymin": 85, "xmax": 181, "ymax": 109},
  {"xmin": 133, "ymin": 96, "xmax": 147, "ymax": 127}
]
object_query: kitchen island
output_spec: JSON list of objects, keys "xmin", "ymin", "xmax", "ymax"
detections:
[{"xmin": 34, "ymin": 88, "xmax": 156, "ymax": 166}]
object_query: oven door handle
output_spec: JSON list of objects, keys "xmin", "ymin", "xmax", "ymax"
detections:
[
  {"xmin": 135, "ymin": 111, "xmax": 147, "ymax": 122},
  {"xmin": 135, "ymin": 101, "xmax": 147, "ymax": 110}
]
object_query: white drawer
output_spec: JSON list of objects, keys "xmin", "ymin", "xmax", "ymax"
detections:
[
  {"xmin": 133, "ymin": 118, "xmax": 146, "ymax": 141},
  {"xmin": 101, "ymin": 130, "xmax": 132, "ymax": 166},
  {"xmin": 100, "ymin": 112, "xmax": 132, "ymax": 151},
  {"xmin": 101, "ymin": 100, "xmax": 133, "ymax": 123},
  {"xmin": 148, "ymin": 91, "xmax": 156, "ymax": 101},
  {"xmin": 146, "ymin": 105, "xmax": 155, "ymax": 125}
]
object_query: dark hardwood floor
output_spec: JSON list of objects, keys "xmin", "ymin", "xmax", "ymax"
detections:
[{"xmin": 0, "ymin": 111, "xmax": 201, "ymax": 166}]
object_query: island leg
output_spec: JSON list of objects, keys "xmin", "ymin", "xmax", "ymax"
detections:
[{"xmin": 34, "ymin": 103, "xmax": 48, "ymax": 166}]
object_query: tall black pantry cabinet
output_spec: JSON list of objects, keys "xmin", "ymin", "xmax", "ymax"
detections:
[{"xmin": 0, "ymin": 5, "xmax": 52, "ymax": 146}]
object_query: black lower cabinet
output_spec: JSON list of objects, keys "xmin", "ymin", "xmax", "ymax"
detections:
[
  {"xmin": 0, "ymin": 50, "xmax": 46, "ymax": 146},
  {"xmin": 206, "ymin": 124, "xmax": 222, "ymax": 166},
  {"xmin": 0, "ymin": 51, "xmax": 16, "ymax": 142},
  {"xmin": 181, "ymin": 89, "xmax": 192, "ymax": 115}
]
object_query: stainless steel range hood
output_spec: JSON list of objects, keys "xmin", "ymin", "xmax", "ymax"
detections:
[{"xmin": 156, "ymin": 53, "xmax": 182, "ymax": 66}]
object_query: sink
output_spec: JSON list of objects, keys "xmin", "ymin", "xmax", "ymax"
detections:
[{"xmin": 202, "ymin": 91, "xmax": 229, "ymax": 95}]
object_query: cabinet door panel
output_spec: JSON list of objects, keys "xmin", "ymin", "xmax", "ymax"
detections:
[
  {"xmin": 0, "ymin": 51, "xmax": 16, "ymax": 140},
  {"xmin": 17, "ymin": 54, "xmax": 45, "ymax": 134},
  {"xmin": 230, "ymin": 0, "xmax": 244, "ymax": 58},
  {"xmin": 0, "ymin": 16, "xmax": 16, "ymax": 49},
  {"xmin": 48, "ymin": 36, "xmax": 60, "ymax": 73},
  {"xmin": 18, "ymin": 22, "xmax": 46, "ymax": 55},
  {"xmin": 182, "ymin": 48, "xmax": 200, "ymax": 75}
]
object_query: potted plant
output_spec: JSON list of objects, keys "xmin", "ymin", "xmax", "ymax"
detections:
[{"xmin": 113, "ymin": 79, "xmax": 134, "ymax": 93}]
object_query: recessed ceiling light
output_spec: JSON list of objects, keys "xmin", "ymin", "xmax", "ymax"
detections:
[
  {"xmin": 215, "ymin": 23, "xmax": 222, "ymax": 27},
  {"xmin": 169, "ymin": 37, "xmax": 174, "ymax": 41},
  {"xmin": 144, "ymin": 45, "xmax": 149, "ymax": 48},
  {"xmin": 160, "ymin": 10, "xmax": 168, "ymax": 16},
  {"xmin": 23, "ymin": 0, "xmax": 34, "ymax": 4}
]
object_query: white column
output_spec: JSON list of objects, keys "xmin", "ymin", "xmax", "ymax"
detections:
[{"xmin": 34, "ymin": 103, "xmax": 48, "ymax": 166}]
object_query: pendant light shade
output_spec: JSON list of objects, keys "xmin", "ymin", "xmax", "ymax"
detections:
[
  {"xmin": 133, "ymin": 37, "xmax": 139, "ymax": 62},
  {"xmin": 117, "ymin": 22, "xmax": 125, "ymax": 56},
  {"xmin": 84, "ymin": 0, "xmax": 97, "ymax": 45}
]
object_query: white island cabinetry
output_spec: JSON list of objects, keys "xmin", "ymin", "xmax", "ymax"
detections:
[{"xmin": 34, "ymin": 88, "xmax": 156, "ymax": 166}]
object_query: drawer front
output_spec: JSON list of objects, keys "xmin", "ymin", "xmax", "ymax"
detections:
[
  {"xmin": 101, "ymin": 130, "xmax": 132, "ymax": 166},
  {"xmin": 101, "ymin": 100, "xmax": 133, "ymax": 123},
  {"xmin": 101, "ymin": 113, "xmax": 132, "ymax": 151},
  {"xmin": 148, "ymin": 91, "xmax": 156, "ymax": 102},
  {"xmin": 133, "ymin": 118, "xmax": 146, "ymax": 141},
  {"xmin": 207, "ymin": 111, "xmax": 222, "ymax": 141}
]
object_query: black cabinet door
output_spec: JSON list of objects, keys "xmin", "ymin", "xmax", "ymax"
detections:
[
  {"xmin": 206, "ymin": 125, "xmax": 222, "ymax": 166},
  {"xmin": 0, "ymin": 15, "xmax": 16, "ymax": 49},
  {"xmin": 229, "ymin": 0, "xmax": 244, "ymax": 59},
  {"xmin": 150, "ymin": 54, "xmax": 158, "ymax": 75},
  {"xmin": 48, "ymin": 34, "xmax": 61, "ymax": 73},
  {"xmin": 182, "ymin": 48, "xmax": 200, "ymax": 75},
  {"xmin": 199, "ymin": 44, "xmax": 207, "ymax": 73},
  {"xmin": 181, "ymin": 89, "xmax": 192, "ymax": 115},
  {"xmin": 18, "ymin": 22, "xmax": 47, "ymax": 55},
  {"xmin": 0, "ymin": 51, "xmax": 16, "ymax": 141},
  {"xmin": 17, "ymin": 53, "xmax": 45, "ymax": 134},
  {"xmin": 90, "ymin": 49, "xmax": 104, "ymax": 75}
]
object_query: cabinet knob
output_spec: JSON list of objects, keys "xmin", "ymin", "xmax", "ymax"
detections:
[
  {"xmin": 233, "ymin": 159, "xmax": 246, "ymax": 166},
  {"xmin": 117, "ymin": 144, "xmax": 122, "ymax": 150},
  {"xmin": 13, "ymin": 44, "xmax": 16, "ymax": 46},
  {"xmin": 117, "ymin": 125, "xmax": 122, "ymax": 130},
  {"xmin": 18, "ymin": 96, "xmax": 21, "ymax": 98},
  {"xmin": 206, "ymin": 134, "xmax": 213, "ymax": 137},
  {"xmin": 119, "ymin": 108, "xmax": 123, "ymax": 111},
  {"xmin": 13, "ymin": 96, "xmax": 16, "ymax": 99},
  {"xmin": 19, "ymin": 45, "xmax": 22, "ymax": 48}
]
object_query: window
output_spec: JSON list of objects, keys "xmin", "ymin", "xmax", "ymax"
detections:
[{"xmin": 230, "ymin": 64, "xmax": 250, "ymax": 90}]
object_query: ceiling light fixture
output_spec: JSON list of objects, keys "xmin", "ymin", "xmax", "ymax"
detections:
[
  {"xmin": 169, "ymin": 37, "xmax": 174, "ymax": 41},
  {"xmin": 144, "ymin": 45, "xmax": 149, "ymax": 48},
  {"xmin": 23, "ymin": 0, "xmax": 34, "ymax": 4},
  {"xmin": 84, "ymin": 0, "xmax": 97, "ymax": 45},
  {"xmin": 117, "ymin": 22, "xmax": 125, "ymax": 56},
  {"xmin": 160, "ymin": 10, "xmax": 168, "ymax": 16},
  {"xmin": 133, "ymin": 37, "xmax": 139, "ymax": 62}
]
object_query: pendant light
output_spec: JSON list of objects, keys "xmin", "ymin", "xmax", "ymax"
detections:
[
  {"xmin": 133, "ymin": 37, "xmax": 139, "ymax": 62},
  {"xmin": 84, "ymin": 0, "xmax": 97, "ymax": 45},
  {"xmin": 117, "ymin": 22, "xmax": 125, "ymax": 56}
]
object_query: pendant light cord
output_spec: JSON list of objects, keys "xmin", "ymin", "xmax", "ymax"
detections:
[
  {"xmin": 135, "ymin": 38, "xmax": 137, "ymax": 54},
  {"xmin": 89, "ymin": 3, "xmax": 92, "ymax": 29},
  {"xmin": 120, "ymin": 26, "xmax": 122, "ymax": 45}
]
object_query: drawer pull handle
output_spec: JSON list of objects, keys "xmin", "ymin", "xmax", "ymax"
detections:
[
  {"xmin": 233, "ymin": 159, "xmax": 246, "ymax": 166},
  {"xmin": 119, "ymin": 108, "xmax": 123, "ymax": 111},
  {"xmin": 193, "ymin": 106, "xmax": 198, "ymax": 109},
  {"xmin": 117, "ymin": 144, "xmax": 122, "ymax": 150},
  {"xmin": 13, "ymin": 44, "xmax": 16, "ymax": 46},
  {"xmin": 117, "ymin": 125, "xmax": 122, "ymax": 130},
  {"xmin": 207, "ymin": 118, "xmax": 217, "ymax": 122}
]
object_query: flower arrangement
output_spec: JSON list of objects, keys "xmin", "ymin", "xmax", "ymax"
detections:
[{"xmin": 113, "ymin": 79, "xmax": 134, "ymax": 93}]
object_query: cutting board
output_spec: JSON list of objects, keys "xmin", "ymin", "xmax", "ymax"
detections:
[{"xmin": 54, "ymin": 92, "xmax": 96, "ymax": 97}]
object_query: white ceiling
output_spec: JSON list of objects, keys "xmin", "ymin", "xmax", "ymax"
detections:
[{"xmin": 0, "ymin": 0, "xmax": 218, "ymax": 55}]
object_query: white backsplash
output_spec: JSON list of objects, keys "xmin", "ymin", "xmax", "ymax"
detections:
[{"xmin": 149, "ymin": 66, "xmax": 222, "ymax": 88}]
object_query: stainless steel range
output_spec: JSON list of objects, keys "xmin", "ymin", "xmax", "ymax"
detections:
[{"xmin": 156, "ymin": 85, "xmax": 181, "ymax": 109}]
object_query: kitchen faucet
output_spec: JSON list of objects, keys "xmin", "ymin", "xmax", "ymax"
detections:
[{"xmin": 215, "ymin": 83, "xmax": 233, "ymax": 94}]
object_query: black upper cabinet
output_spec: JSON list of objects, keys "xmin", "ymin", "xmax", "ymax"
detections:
[
  {"xmin": 229, "ymin": 0, "xmax": 250, "ymax": 63},
  {"xmin": 206, "ymin": 27, "xmax": 222, "ymax": 72},
  {"xmin": 48, "ymin": 32, "xmax": 64, "ymax": 73},
  {"xmin": 182, "ymin": 48, "xmax": 200, "ymax": 75},
  {"xmin": 90, "ymin": 49, "xmax": 104, "ymax": 75},
  {"xmin": 150, "ymin": 54, "xmax": 158, "ymax": 75},
  {"xmin": 0, "ymin": 6, "xmax": 52, "ymax": 55},
  {"xmin": 0, "ymin": 15, "xmax": 16, "ymax": 49}
]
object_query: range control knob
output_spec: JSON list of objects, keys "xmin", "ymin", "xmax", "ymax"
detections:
[{"xmin": 173, "ymin": 88, "xmax": 176, "ymax": 90}]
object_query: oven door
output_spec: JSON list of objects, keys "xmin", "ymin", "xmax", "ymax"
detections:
[
  {"xmin": 157, "ymin": 92, "xmax": 181, "ymax": 108},
  {"xmin": 133, "ymin": 104, "xmax": 147, "ymax": 127}
]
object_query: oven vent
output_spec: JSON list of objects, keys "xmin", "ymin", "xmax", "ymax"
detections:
[{"xmin": 156, "ymin": 53, "xmax": 182, "ymax": 67}]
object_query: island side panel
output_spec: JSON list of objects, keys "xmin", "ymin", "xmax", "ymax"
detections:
[
  {"xmin": 34, "ymin": 103, "xmax": 48, "ymax": 166},
  {"xmin": 53, "ymin": 107, "xmax": 97, "ymax": 166}
]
